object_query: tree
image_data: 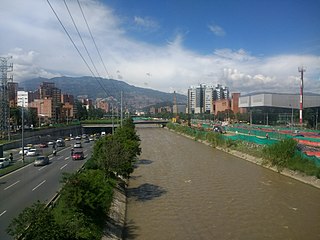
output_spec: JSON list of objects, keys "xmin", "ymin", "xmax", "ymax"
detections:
[
  {"xmin": 75, "ymin": 100, "xmax": 88, "ymax": 120},
  {"xmin": 7, "ymin": 202, "xmax": 67, "ymax": 240},
  {"xmin": 91, "ymin": 117, "xmax": 141, "ymax": 178}
]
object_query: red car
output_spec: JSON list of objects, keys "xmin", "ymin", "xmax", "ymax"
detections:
[
  {"xmin": 39, "ymin": 142, "xmax": 48, "ymax": 148},
  {"xmin": 72, "ymin": 151, "xmax": 84, "ymax": 160}
]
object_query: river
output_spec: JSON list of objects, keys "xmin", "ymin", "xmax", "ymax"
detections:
[{"xmin": 124, "ymin": 126, "xmax": 320, "ymax": 239}]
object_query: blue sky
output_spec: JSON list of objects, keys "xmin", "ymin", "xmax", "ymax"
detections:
[
  {"xmin": 106, "ymin": 0, "xmax": 320, "ymax": 56},
  {"xmin": 0, "ymin": 0, "xmax": 319, "ymax": 95}
]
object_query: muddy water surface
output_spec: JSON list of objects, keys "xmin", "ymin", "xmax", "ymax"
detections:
[{"xmin": 125, "ymin": 126, "xmax": 320, "ymax": 240}]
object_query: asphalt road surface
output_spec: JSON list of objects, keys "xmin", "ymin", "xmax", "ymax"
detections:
[{"xmin": 0, "ymin": 139, "xmax": 94, "ymax": 240}]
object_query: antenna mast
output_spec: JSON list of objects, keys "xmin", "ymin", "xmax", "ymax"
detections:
[{"xmin": 298, "ymin": 66, "xmax": 305, "ymax": 125}]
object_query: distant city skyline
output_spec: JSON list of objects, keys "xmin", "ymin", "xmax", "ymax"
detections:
[{"xmin": 0, "ymin": 0, "xmax": 320, "ymax": 95}]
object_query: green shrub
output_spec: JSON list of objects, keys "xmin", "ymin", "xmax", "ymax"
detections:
[{"xmin": 263, "ymin": 139, "xmax": 297, "ymax": 169}]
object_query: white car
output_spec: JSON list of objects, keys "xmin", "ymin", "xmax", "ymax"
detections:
[
  {"xmin": 19, "ymin": 147, "xmax": 31, "ymax": 155},
  {"xmin": 0, "ymin": 158, "xmax": 10, "ymax": 169},
  {"xmin": 26, "ymin": 149, "xmax": 40, "ymax": 157}
]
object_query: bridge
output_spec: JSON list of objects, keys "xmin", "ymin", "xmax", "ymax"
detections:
[{"xmin": 81, "ymin": 119, "xmax": 170, "ymax": 134}]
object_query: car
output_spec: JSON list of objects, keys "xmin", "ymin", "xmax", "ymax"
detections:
[
  {"xmin": 83, "ymin": 138, "xmax": 90, "ymax": 143},
  {"xmin": 75, "ymin": 136, "xmax": 81, "ymax": 141},
  {"xmin": 34, "ymin": 156, "xmax": 49, "ymax": 166},
  {"xmin": 213, "ymin": 125, "xmax": 226, "ymax": 134},
  {"xmin": 72, "ymin": 151, "xmax": 84, "ymax": 160},
  {"xmin": 47, "ymin": 140, "xmax": 55, "ymax": 145},
  {"xmin": 19, "ymin": 146, "xmax": 31, "ymax": 155},
  {"xmin": 56, "ymin": 139, "xmax": 65, "ymax": 147},
  {"xmin": 294, "ymin": 134, "xmax": 304, "ymax": 137},
  {"xmin": 26, "ymin": 148, "xmax": 40, "ymax": 157},
  {"xmin": 0, "ymin": 158, "xmax": 10, "ymax": 169},
  {"xmin": 39, "ymin": 142, "xmax": 48, "ymax": 148},
  {"xmin": 74, "ymin": 141, "xmax": 82, "ymax": 148}
]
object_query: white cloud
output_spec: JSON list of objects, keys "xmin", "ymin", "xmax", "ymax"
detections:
[
  {"xmin": 133, "ymin": 16, "xmax": 159, "ymax": 31},
  {"xmin": 208, "ymin": 23, "xmax": 226, "ymax": 37},
  {"xmin": 0, "ymin": 0, "xmax": 319, "ymax": 97}
]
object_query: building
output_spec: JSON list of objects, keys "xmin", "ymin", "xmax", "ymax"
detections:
[
  {"xmin": 61, "ymin": 94, "xmax": 75, "ymax": 121},
  {"xmin": 213, "ymin": 93, "xmax": 244, "ymax": 115},
  {"xmin": 173, "ymin": 104, "xmax": 187, "ymax": 114},
  {"xmin": 8, "ymin": 82, "xmax": 18, "ymax": 107},
  {"xmin": 17, "ymin": 91, "xmax": 29, "ymax": 107},
  {"xmin": 187, "ymin": 83, "xmax": 230, "ymax": 114},
  {"xmin": 239, "ymin": 92, "xmax": 320, "ymax": 125},
  {"xmin": 239, "ymin": 92, "xmax": 320, "ymax": 109},
  {"xmin": 78, "ymin": 97, "xmax": 93, "ymax": 110},
  {"xmin": 96, "ymin": 98, "xmax": 110, "ymax": 113},
  {"xmin": 29, "ymin": 98, "xmax": 52, "ymax": 124}
]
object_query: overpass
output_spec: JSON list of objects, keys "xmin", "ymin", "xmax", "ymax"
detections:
[{"xmin": 81, "ymin": 119, "xmax": 170, "ymax": 134}]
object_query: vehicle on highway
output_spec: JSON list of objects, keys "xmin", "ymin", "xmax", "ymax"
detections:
[
  {"xmin": 75, "ymin": 136, "xmax": 81, "ymax": 141},
  {"xmin": 72, "ymin": 151, "xmax": 84, "ymax": 160},
  {"xmin": 0, "ymin": 158, "xmax": 10, "ymax": 168},
  {"xmin": 47, "ymin": 140, "xmax": 55, "ymax": 145},
  {"xmin": 39, "ymin": 142, "xmax": 48, "ymax": 148},
  {"xmin": 83, "ymin": 137, "xmax": 90, "ymax": 143},
  {"xmin": 74, "ymin": 141, "xmax": 82, "ymax": 148},
  {"xmin": 56, "ymin": 138, "xmax": 65, "ymax": 147},
  {"xmin": 34, "ymin": 156, "xmax": 49, "ymax": 166},
  {"xmin": 19, "ymin": 146, "xmax": 31, "ymax": 155},
  {"xmin": 26, "ymin": 148, "xmax": 41, "ymax": 157}
]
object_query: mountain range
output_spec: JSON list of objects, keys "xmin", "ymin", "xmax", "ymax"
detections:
[{"xmin": 19, "ymin": 76, "xmax": 187, "ymax": 110}]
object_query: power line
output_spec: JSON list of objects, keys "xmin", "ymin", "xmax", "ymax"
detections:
[
  {"xmin": 77, "ymin": 0, "xmax": 111, "ymax": 79},
  {"xmin": 77, "ymin": 0, "xmax": 125, "ymax": 107},
  {"xmin": 47, "ymin": 0, "xmax": 109, "ymax": 96},
  {"xmin": 63, "ymin": 0, "xmax": 101, "ymax": 79}
]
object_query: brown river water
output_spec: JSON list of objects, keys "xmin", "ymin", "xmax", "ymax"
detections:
[{"xmin": 124, "ymin": 126, "xmax": 320, "ymax": 240}]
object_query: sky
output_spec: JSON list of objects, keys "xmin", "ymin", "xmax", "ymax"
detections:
[{"xmin": 1, "ymin": 0, "xmax": 320, "ymax": 95}]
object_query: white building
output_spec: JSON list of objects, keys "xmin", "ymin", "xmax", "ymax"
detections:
[
  {"xmin": 17, "ymin": 91, "xmax": 28, "ymax": 107},
  {"xmin": 239, "ymin": 92, "xmax": 320, "ymax": 109},
  {"xmin": 187, "ymin": 83, "xmax": 230, "ymax": 114}
]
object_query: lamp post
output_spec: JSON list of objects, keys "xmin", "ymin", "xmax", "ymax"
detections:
[{"xmin": 21, "ymin": 99, "xmax": 25, "ymax": 164}]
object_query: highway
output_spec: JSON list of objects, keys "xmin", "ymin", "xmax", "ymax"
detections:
[{"xmin": 0, "ymin": 139, "xmax": 94, "ymax": 240}]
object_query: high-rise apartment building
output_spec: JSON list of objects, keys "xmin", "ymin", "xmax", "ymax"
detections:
[
  {"xmin": 187, "ymin": 84, "xmax": 230, "ymax": 114},
  {"xmin": 39, "ymin": 82, "xmax": 61, "ymax": 122},
  {"xmin": 8, "ymin": 82, "xmax": 18, "ymax": 107}
]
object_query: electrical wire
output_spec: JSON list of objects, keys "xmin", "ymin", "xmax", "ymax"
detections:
[
  {"xmin": 77, "ymin": 0, "xmax": 111, "ymax": 79},
  {"xmin": 77, "ymin": 0, "xmax": 124, "ymax": 104},
  {"xmin": 63, "ymin": 0, "xmax": 101, "ymax": 79},
  {"xmin": 47, "ymin": 0, "xmax": 110, "ymax": 97}
]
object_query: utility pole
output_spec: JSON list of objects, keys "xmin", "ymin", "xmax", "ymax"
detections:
[
  {"xmin": 298, "ymin": 66, "xmax": 305, "ymax": 125},
  {"xmin": 120, "ymin": 91, "xmax": 123, "ymax": 127},
  {"xmin": 21, "ymin": 98, "xmax": 25, "ymax": 164},
  {"xmin": 0, "ymin": 57, "xmax": 13, "ymax": 140},
  {"xmin": 316, "ymin": 109, "xmax": 318, "ymax": 130},
  {"xmin": 111, "ymin": 104, "xmax": 114, "ymax": 135}
]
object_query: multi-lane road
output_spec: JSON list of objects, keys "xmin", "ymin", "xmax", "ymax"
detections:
[{"xmin": 0, "ymin": 139, "xmax": 94, "ymax": 240}]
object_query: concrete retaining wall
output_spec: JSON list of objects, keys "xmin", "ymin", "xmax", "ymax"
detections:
[{"xmin": 2, "ymin": 126, "xmax": 82, "ymax": 151}]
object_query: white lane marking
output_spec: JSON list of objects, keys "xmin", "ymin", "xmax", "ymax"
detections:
[
  {"xmin": 0, "ymin": 210, "xmax": 7, "ymax": 217},
  {"xmin": 58, "ymin": 156, "xmax": 64, "ymax": 160},
  {"xmin": 60, "ymin": 164, "xmax": 68, "ymax": 170},
  {"xmin": 65, "ymin": 157, "xmax": 69, "ymax": 160},
  {"xmin": 85, "ymin": 155, "xmax": 88, "ymax": 158},
  {"xmin": 4, "ymin": 180, "xmax": 20, "ymax": 190},
  {"xmin": 38, "ymin": 165, "xmax": 47, "ymax": 171},
  {"xmin": 32, "ymin": 180, "xmax": 46, "ymax": 191}
]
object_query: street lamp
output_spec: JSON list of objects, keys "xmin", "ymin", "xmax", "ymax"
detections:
[
  {"xmin": 39, "ymin": 101, "xmax": 43, "ymax": 128},
  {"xmin": 21, "ymin": 99, "xmax": 25, "ymax": 164}
]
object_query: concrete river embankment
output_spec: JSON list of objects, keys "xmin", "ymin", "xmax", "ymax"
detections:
[{"xmin": 124, "ymin": 125, "xmax": 320, "ymax": 240}]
